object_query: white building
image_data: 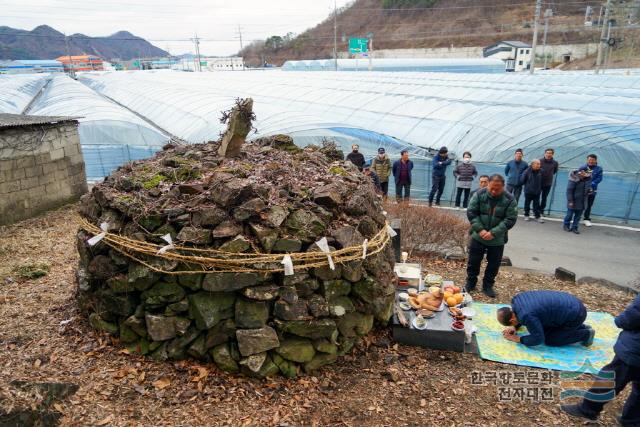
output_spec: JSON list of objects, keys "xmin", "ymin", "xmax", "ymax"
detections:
[
  {"xmin": 173, "ymin": 57, "xmax": 244, "ymax": 72},
  {"xmin": 483, "ymin": 41, "xmax": 532, "ymax": 72}
]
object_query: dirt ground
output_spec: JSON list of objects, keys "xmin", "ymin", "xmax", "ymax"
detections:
[{"xmin": 0, "ymin": 204, "xmax": 636, "ymax": 426}]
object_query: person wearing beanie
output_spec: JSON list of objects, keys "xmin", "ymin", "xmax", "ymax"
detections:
[
  {"xmin": 371, "ymin": 147, "xmax": 392, "ymax": 198},
  {"xmin": 429, "ymin": 146, "xmax": 452, "ymax": 207}
]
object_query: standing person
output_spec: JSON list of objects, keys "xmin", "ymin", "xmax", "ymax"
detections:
[
  {"xmin": 392, "ymin": 150, "xmax": 413, "ymax": 202},
  {"xmin": 471, "ymin": 175, "xmax": 490, "ymax": 197},
  {"xmin": 428, "ymin": 146, "xmax": 452, "ymax": 207},
  {"xmin": 581, "ymin": 154, "xmax": 603, "ymax": 227},
  {"xmin": 346, "ymin": 144, "xmax": 365, "ymax": 171},
  {"xmin": 363, "ymin": 163, "xmax": 382, "ymax": 193},
  {"xmin": 504, "ymin": 149, "xmax": 528, "ymax": 204},
  {"xmin": 371, "ymin": 147, "xmax": 392, "ymax": 198},
  {"xmin": 497, "ymin": 291, "xmax": 594, "ymax": 347},
  {"xmin": 561, "ymin": 294, "xmax": 640, "ymax": 425},
  {"xmin": 563, "ymin": 169, "xmax": 592, "ymax": 234},
  {"xmin": 539, "ymin": 148, "xmax": 559, "ymax": 215},
  {"xmin": 520, "ymin": 159, "xmax": 544, "ymax": 223},
  {"xmin": 453, "ymin": 151, "xmax": 478, "ymax": 209},
  {"xmin": 465, "ymin": 174, "xmax": 518, "ymax": 298}
]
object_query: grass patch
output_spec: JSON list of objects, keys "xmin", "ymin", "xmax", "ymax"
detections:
[{"xmin": 12, "ymin": 263, "xmax": 50, "ymax": 280}]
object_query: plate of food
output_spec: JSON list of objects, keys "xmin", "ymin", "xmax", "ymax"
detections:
[
  {"xmin": 398, "ymin": 292, "xmax": 409, "ymax": 302},
  {"xmin": 451, "ymin": 320, "xmax": 465, "ymax": 331},
  {"xmin": 417, "ymin": 309, "xmax": 435, "ymax": 318},
  {"xmin": 461, "ymin": 307, "xmax": 476, "ymax": 318},
  {"xmin": 398, "ymin": 302, "xmax": 412, "ymax": 311},
  {"xmin": 448, "ymin": 307, "xmax": 466, "ymax": 321},
  {"xmin": 412, "ymin": 315, "xmax": 429, "ymax": 330}
]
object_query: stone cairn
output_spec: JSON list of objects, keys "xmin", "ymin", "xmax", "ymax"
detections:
[{"xmin": 76, "ymin": 99, "xmax": 396, "ymax": 378}]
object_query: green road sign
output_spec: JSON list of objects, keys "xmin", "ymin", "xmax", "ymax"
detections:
[{"xmin": 348, "ymin": 38, "xmax": 369, "ymax": 54}]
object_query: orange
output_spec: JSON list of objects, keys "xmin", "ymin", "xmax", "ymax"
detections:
[
  {"xmin": 454, "ymin": 293, "xmax": 464, "ymax": 304},
  {"xmin": 443, "ymin": 291, "xmax": 453, "ymax": 300},
  {"xmin": 446, "ymin": 297, "xmax": 457, "ymax": 307}
]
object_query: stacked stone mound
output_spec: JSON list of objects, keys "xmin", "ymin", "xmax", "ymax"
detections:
[{"xmin": 76, "ymin": 136, "xmax": 396, "ymax": 378}]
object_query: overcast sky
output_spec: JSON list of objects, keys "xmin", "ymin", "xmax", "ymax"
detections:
[{"xmin": 2, "ymin": 0, "xmax": 352, "ymax": 56}]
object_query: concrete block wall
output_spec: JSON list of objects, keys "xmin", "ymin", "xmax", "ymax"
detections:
[
  {"xmin": 0, "ymin": 122, "xmax": 88, "ymax": 226},
  {"xmin": 341, "ymin": 43, "xmax": 599, "ymax": 63}
]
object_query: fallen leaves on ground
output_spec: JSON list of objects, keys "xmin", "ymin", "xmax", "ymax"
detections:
[{"xmin": 0, "ymin": 204, "xmax": 636, "ymax": 426}]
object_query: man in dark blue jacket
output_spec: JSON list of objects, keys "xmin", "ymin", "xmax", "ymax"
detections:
[
  {"xmin": 504, "ymin": 148, "xmax": 528, "ymax": 205},
  {"xmin": 497, "ymin": 290, "xmax": 594, "ymax": 347},
  {"xmin": 580, "ymin": 154, "xmax": 604, "ymax": 227},
  {"xmin": 428, "ymin": 146, "xmax": 452, "ymax": 207},
  {"xmin": 562, "ymin": 294, "xmax": 640, "ymax": 426}
]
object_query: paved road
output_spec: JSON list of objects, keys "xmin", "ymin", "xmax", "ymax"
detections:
[
  {"xmin": 504, "ymin": 217, "xmax": 640, "ymax": 288},
  {"xmin": 441, "ymin": 208, "xmax": 640, "ymax": 289}
]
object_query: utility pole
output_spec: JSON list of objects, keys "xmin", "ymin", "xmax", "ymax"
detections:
[
  {"xmin": 191, "ymin": 34, "xmax": 202, "ymax": 72},
  {"xmin": 595, "ymin": 0, "xmax": 612, "ymax": 74},
  {"xmin": 237, "ymin": 26, "xmax": 245, "ymax": 70},
  {"xmin": 603, "ymin": 19, "xmax": 613, "ymax": 74},
  {"xmin": 542, "ymin": 8, "xmax": 553, "ymax": 69},
  {"xmin": 333, "ymin": 0, "xmax": 338, "ymax": 71},
  {"xmin": 367, "ymin": 32, "xmax": 374, "ymax": 71},
  {"xmin": 64, "ymin": 34, "xmax": 75, "ymax": 78},
  {"xmin": 597, "ymin": 5, "xmax": 604, "ymax": 26},
  {"xmin": 529, "ymin": 0, "xmax": 542, "ymax": 74}
]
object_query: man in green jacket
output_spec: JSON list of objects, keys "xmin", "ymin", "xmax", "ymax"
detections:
[
  {"xmin": 371, "ymin": 147, "xmax": 392, "ymax": 198},
  {"xmin": 465, "ymin": 174, "xmax": 518, "ymax": 298}
]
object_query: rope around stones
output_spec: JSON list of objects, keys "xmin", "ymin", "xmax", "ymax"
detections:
[{"xmin": 79, "ymin": 217, "xmax": 391, "ymax": 274}]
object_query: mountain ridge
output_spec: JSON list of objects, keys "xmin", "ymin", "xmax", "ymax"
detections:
[{"xmin": 0, "ymin": 25, "xmax": 168, "ymax": 60}]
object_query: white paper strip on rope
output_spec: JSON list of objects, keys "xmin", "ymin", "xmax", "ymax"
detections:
[
  {"xmin": 87, "ymin": 222, "xmax": 109, "ymax": 246},
  {"xmin": 315, "ymin": 237, "xmax": 335, "ymax": 270},
  {"xmin": 157, "ymin": 234, "xmax": 175, "ymax": 254},
  {"xmin": 362, "ymin": 239, "xmax": 368, "ymax": 260},
  {"xmin": 281, "ymin": 254, "xmax": 294, "ymax": 276},
  {"xmin": 386, "ymin": 224, "xmax": 397, "ymax": 238}
]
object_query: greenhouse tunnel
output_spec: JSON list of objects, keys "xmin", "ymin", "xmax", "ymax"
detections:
[{"xmin": 78, "ymin": 70, "xmax": 640, "ymax": 223}]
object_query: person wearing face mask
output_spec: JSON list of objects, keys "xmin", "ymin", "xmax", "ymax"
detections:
[
  {"xmin": 371, "ymin": 147, "xmax": 392, "ymax": 198},
  {"xmin": 346, "ymin": 144, "xmax": 365, "ymax": 171},
  {"xmin": 452, "ymin": 151, "xmax": 478, "ymax": 209}
]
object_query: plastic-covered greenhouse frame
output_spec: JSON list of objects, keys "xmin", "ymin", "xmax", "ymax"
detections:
[
  {"xmin": 2, "ymin": 74, "xmax": 170, "ymax": 180},
  {"xmin": 78, "ymin": 70, "xmax": 640, "ymax": 223}
]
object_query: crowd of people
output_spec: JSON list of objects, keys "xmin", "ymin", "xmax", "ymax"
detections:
[
  {"xmin": 344, "ymin": 145, "xmax": 639, "ymax": 425},
  {"xmin": 345, "ymin": 143, "xmax": 606, "ymax": 299},
  {"xmin": 345, "ymin": 143, "xmax": 604, "ymax": 234}
]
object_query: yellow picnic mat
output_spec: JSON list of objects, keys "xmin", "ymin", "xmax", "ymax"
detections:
[{"xmin": 473, "ymin": 303, "xmax": 620, "ymax": 372}]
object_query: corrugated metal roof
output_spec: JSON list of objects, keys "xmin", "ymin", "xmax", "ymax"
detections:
[
  {"xmin": 500, "ymin": 40, "xmax": 532, "ymax": 48},
  {"xmin": 0, "ymin": 113, "xmax": 79, "ymax": 129}
]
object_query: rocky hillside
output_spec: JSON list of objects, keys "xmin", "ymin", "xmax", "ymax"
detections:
[
  {"xmin": 240, "ymin": 0, "xmax": 601, "ymax": 67},
  {"xmin": 0, "ymin": 25, "xmax": 168, "ymax": 60}
]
